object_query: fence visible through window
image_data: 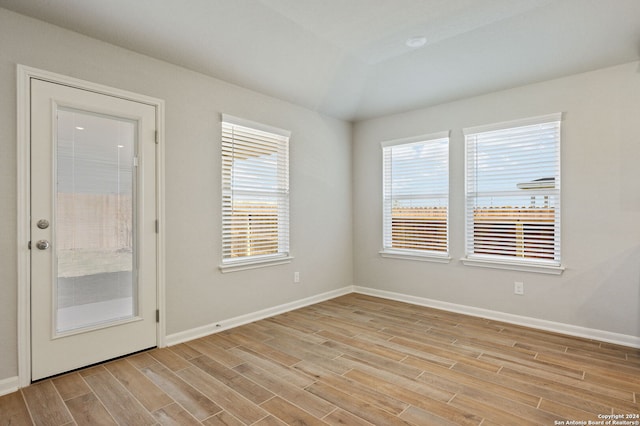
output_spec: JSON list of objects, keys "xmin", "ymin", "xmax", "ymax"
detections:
[
  {"xmin": 390, "ymin": 206, "xmax": 555, "ymax": 260},
  {"xmin": 226, "ymin": 201, "xmax": 279, "ymax": 258}
]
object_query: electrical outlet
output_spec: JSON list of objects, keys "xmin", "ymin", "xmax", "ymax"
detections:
[
  {"xmin": 514, "ymin": 281, "xmax": 524, "ymax": 295},
  {"xmin": 294, "ymin": 272, "xmax": 300, "ymax": 283}
]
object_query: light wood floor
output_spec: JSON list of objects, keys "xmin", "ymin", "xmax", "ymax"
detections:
[{"xmin": 1, "ymin": 293, "xmax": 639, "ymax": 425}]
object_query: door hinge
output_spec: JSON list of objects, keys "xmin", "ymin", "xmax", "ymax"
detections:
[
  {"xmin": 155, "ymin": 220, "xmax": 159, "ymax": 233},
  {"xmin": 28, "ymin": 241, "xmax": 31, "ymax": 250},
  {"xmin": 156, "ymin": 309, "xmax": 160, "ymax": 323},
  {"xmin": 155, "ymin": 130, "xmax": 159, "ymax": 144},
  {"xmin": 133, "ymin": 156, "xmax": 139, "ymax": 167}
]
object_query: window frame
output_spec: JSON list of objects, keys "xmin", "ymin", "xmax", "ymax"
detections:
[
  {"xmin": 462, "ymin": 113, "xmax": 564, "ymax": 275},
  {"xmin": 218, "ymin": 114, "xmax": 292, "ymax": 273},
  {"xmin": 380, "ymin": 131, "xmax": 451, "ymax": 263}
]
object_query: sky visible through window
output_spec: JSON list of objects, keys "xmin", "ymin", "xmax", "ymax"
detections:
[
  {"xmin": 388, "ymin": 122, "xmax": 558, "ymax": 209},
  {"xmin": 232, "ymin": 153, "xmax": 280, "ymax": 193},
  {"xmin": 390, "ymin": 138, "xmax": 448, "ymax": 208},
  {"xmin": 467, "ymin": 122, "xmax": 559, "ymax": 207}
]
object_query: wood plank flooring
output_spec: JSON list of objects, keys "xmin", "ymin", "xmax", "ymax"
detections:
[{"xmin": 1, "ymin": 293, "xmax": 639, "ymax": 425}]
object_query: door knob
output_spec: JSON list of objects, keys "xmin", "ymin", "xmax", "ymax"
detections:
[
  {"xmin": 37, "ymin": 219, "xmax": 50, "ymax": 229},
  {"xmin": 36, "ymin": 240, "xmax": 50, "ymax": 250}
]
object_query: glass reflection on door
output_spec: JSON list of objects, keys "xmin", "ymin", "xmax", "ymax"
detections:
[{"xmin": 55, "ymin": 107, "xmax": 137, "ymax": 333}]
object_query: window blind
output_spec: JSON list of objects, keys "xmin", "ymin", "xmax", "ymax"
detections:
[
  {"xmin": 382, "ymin": 133, "xmax": 449, "ymax": 256},
  {"xmin": 464, "ymin": 114, "xmax": 561, "ymax": 265},
  {"xmin": 221, "ymin": 116, "xmax": 290, "ymax": 264}
]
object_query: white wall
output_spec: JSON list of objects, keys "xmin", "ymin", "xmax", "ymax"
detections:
[
  {"xmin": 353, "ymin": 61, "xmax": 640, "ymax": 339},
  {"xmin": 0, "ymin": 8, "xmax": 353, "ymax": 381}
]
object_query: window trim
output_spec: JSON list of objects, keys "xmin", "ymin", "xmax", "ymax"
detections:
[
  {"xmin": 379, "ymin": 249, "xmax": 451, "ymax": 264},
  {"xmin": 461, "ymin": 256, "xmax": 565, "ymax": 275},
  {"xmin": 462, "ymin": 113, "xmax": 564, "ymax": 274},
  {"xmin": 462, "ymin": 113, "xmax": 562, "ymax": 136},
  {"xmin": 219, "ymin": 255, "xmax": 293, "ymax": 273},
  {"xmin": 380, "ymin": 130, "xmax": 450, "ymax": 262},
  {"xmin": 218, "ymin": 114, "xmax": 291, "ymax": 272},
  {"xmin": 221, "ymin": 114, "xmax": 291, "ymax": 139}
]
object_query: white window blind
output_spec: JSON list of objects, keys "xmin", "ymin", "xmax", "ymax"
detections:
[
  {"xmin": 221, "ymin": 115, "xmax": 290, "ymax": 266},
  {"xmin": 464, "ymin": 114, "xmax": 561, "ymax": 267},
  {"xmin": 382, "ymin": 133, "xmax": 449, "ymax": 258}
]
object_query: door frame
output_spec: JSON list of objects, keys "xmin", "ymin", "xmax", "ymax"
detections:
[{"xmin": 16, "ymin": 65, "xmax": 166, "ymax": 387}]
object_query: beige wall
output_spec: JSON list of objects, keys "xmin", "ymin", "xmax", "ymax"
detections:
[
  {"xmin": 0, "ymin": 8, "xmax": 353, "ymax": 381},
  {"xmin": 353, "ymin": 61, "xmax": 640, "ymax": 338}
]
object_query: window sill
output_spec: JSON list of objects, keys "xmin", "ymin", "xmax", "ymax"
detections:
[
  {"xmin": 461, "ymin": 256, "xmax": 565, "ymax": 275},
  {"xmin": 219, "ymin": 256, "xmax": 293, "ymax": 273},
  {"xmin": 380, "ymin": 250, "xmax": 451, "ymax": 264}
]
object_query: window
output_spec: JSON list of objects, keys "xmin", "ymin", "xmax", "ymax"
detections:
[
  {"xmin": 463, "ymin": 113, "xmax": 562, "ymax": 274},
  {"xmin": 220, "ymin": 114, "xmax": 290, "ymax": 272},
  {"xmin": 381, "ymin": 132, "xmax": 450, "ymax": 262}
]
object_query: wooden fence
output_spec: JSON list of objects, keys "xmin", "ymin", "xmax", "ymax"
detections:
[
  {"xmin": 56, "ymin": 193, "xmax": 133, "ymax": 277},
  {"xmin": 391, "ymin": 207, "xmax": 447, "ymax": 252},
  {"xmin": 225, "ymin": 203, "xmax": 279, "ymax": 258},
  {"xmin": 57, "ymin": 193, "xmax": 132, "ymax": 250},
  {"xmin": 55, "ymin": 196, "xmax": 555, "ymax": 262},
  {"xmin": 391, "ymin": 206, "xmax": 555, "ymax": 259},
  {"xmin": 472, "ymin": 207, "xmax": 555, "ymax": 259}
]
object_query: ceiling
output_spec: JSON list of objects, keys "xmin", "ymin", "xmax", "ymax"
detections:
[{"xmin": 2, "ymin": 0, "xmax": 640, "ymax": 121}]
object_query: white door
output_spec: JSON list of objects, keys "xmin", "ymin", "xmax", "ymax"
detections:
[{"xmin": 30, "ymin": 79, "xmax": 158, "ymax": 380}]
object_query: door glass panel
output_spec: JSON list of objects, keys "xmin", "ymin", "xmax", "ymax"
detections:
[{"xmin": 55, "ymin": 107, "xmax": 137, "ymax": 333}]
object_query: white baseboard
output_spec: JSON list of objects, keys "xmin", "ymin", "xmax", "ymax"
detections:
[
  {"xmin": 165, "ymin": 286, "xmax": 354, "ymax": 346},
  {"xmin": 353, "ymin": 286, "xmax": 640, "ymax": 349},
  {"xmin": 0, "ymin": 376, "xmax": 19, "ymax": 397},
  {"xmin": 165, "ymin": 284, "xmax": 639, "ymax": 350}
]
